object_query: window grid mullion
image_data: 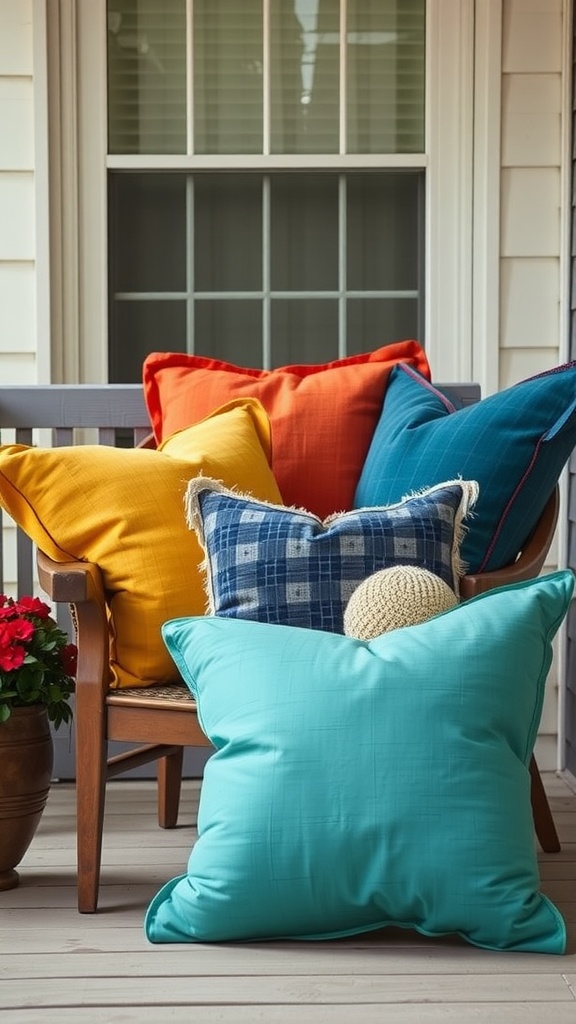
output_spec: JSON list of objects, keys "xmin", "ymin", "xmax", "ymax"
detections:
[
  {"xmin": 263, "ymin": 0, "xmax": 271, "ymax": 156},
  {"xmin": 262, "ymin": 174, "xmax": 271, "ymax": 368},
  {"xmin": 113, "ymin": 290, "xmax": 419, "ymax": 300},
  {"xmin": 340, "ymin": 0, "xmax": 348, "ymax": 156},
  {"xmin": 187, "ymin": 0, "xmax": 194, "ymax": 155},
  {"xmin": 186, "ymin": 175, "xmax": 195, "ymax": 353},
  {"xmin": 338, "ymin": 174, "xmax": 347, "ymax": 359}
]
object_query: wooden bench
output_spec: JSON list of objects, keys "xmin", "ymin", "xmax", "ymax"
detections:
[{"xmin": 0, "ymin": 382, "xmax": 561, "ymax": 912}]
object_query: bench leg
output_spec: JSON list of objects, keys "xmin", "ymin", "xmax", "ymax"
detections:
[
  {"xmin": 530, "ymin": 755, "xmax": 561, "ymax": 853},
  {"xmin": 76, "ymin": 702, "xmax": 107, "ymax": 913},
  {"xmin": 157, "ymin": 747, "xmax": 184, "ymax": 829}
]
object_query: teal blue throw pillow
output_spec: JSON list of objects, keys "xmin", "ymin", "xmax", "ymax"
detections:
[
  {"xmin": 354, "ymin": 362, "xmax": 576, "ymax": 573},
  {"xmin": 186, "ymin": 477, "xmax": 477, "ymax": 631},
  {"xmin": 146, "ymin": 570, "xmax": 574, "ymax": 953}
]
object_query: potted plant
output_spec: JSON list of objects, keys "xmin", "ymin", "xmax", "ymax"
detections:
[{"xmin": 0, "ymin": 595, "xmax": 77, "ymax": 891}]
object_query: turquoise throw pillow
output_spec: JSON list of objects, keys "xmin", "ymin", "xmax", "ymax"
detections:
[
  {"xmin": 353, "ymin": 362, "xmax": 576, "ymax": 573},
  {"xmin": 146, "ymin": 570, "xmax": 574, "ymax": 953},
  {"xmin": 186, "ymin": 478, "xmax": 477, "ymax": 631}
]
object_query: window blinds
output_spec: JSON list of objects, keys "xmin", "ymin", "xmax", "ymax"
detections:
[{"xmin": 107, "ymin": 0, "xmax": 425, "ymax": 157}]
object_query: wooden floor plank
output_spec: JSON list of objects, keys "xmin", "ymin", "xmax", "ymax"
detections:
[
  {"xmin": 1, "ymin": 972, "xmax": 574, "ymax": 1008},
  {"xmin": 0, "ymin": 928, "xmax": 476, "ymax": 955},
  {"xmin": 3, "ymin": 1008, "xmax": 576, "ymax": 1024},
  {"xmin": 19, "ymin": 848, "xmax": 192, "ymax": 867},
  {"xmin": 1, "ymin": 947, "xmax": 576, "ymax": 979}
]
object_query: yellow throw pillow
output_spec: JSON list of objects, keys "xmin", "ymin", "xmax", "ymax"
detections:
[{"xmin": 0, "ymin": 398, "xmax": 282, "ymax": 688}]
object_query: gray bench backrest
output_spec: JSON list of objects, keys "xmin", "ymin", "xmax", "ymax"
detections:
[
  {"xmin": 0, "ymin": 386, "xmax": 151, "ymax": 595},
  {"xmin": 0, "ymin": 381, "xmax": 481, "ymax": 596}
]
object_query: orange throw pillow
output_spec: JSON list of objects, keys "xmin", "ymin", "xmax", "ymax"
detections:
[{"xmin": 143, "ymin": 342, "xmax": 430, "ymax": 519}]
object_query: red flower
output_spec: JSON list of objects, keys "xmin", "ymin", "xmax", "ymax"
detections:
[
  {"xmin": 60, "ymin": 643, "xmax": 78, "ymax": 677},
  {"xmin": 0, "ymin": 642, "xmax": 26, "ymax": 672},
  {"xmin": 14, "ymin": 596, "xmax": 51, "ymax": 619},
  {"xmin": 0, "ymin": 618, "xmax": 31, "ymax": 672},
  {"xmin": 6, "ymin": 618, "xmax": 35, "ymax": 643},
  {"xmin": 0, "ymin": 620, "xmax": 19, "ymax": 644}
]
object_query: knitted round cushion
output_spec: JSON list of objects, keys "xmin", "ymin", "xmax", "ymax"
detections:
[{"xmin": 343, "ymin": 565, "xmax": 458, "ymax": 640}]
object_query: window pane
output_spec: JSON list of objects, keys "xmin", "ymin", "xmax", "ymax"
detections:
[
  {"xmin": 271, "ymin": 174, "xmax": 338, "ymax": 291},
  {"xmin": 194, "ymin": 176, "xmax": 262, "ymax": 291},
  {"xmin": 107, "ymin": 170, "xmax": 424, "ymax": 375},
  {"xmin": 194, "ymin": 0, "xmax": 263, "ymax": 154},
  {"xmin": 347, "ymin": 297, "xmax": 420, "ymax": 354},
  {"xmin": 108, "ymin": 173, "xmax": 187, "ymax": 292},
  {"xmin": 271, "ymin": 300, "xmax": 339, "ymax": 365},
  {"xmin": 347, "ymin": 172, "xmax": 422, "ymax": 291},
  {"xmin": 194, "ymin": 301, "xmax": 262, "ymax": 363},
  {"xmin": 109, "ymin": 300, "xmax": 186, "ymax": 382},
  {"xmin": 347, "ymin": 0, "xmax": 425, "ymax": 154},
  {"xmin": 270, "ymin": 0, "xmax": 340, "ymax": 155},
  {"xmin": 107, "ymin": 0, "xmax": 187, "ymax": 155}
]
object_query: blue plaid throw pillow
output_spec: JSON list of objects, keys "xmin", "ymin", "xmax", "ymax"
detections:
[{"xmin": 185, "ymin": 478, "xmax": 477, "ymax": 632}]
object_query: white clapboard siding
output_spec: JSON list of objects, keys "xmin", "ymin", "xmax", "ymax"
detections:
[
  {"xmin": 499, "ymin": 0, "xmax": 567, "ymax": 771},
  {"xmin": 499, "ymin": 347, "xmax": 563, "ymax": 389},
  {"xmin": 0, "ymin": 171, "xmax": 35, "ymax": 261},
  {"xmin": 0, "ymin": 75, "xmax": 33, "ymax": 168},
  {"xmin": 500, "ymin": 258, "xmax": 560, "ymax": 350},
  {"xmin": 0, "ymin": 519, "xmax": 17, "ymax": 571},
  {"xmin": 500, "ymin": 0, "xmax": 564, "ymax": 346},
  {"xmin": 502, "ymin": 72, "xmax": 562, "ymax": 165},
  {"xmin": 502, "ymin": 0, "xmax": 563, "ymax": 74},
  {"xmin": 0, "ymin": 353, "xmax": 39, "ymax": 383},
  {"xmin": 501, "ymin": 167, "xmax": 561, "ymax": 258},
  {"xmin": 0, "ymin": 0, "xmax": 36, "ymax": 383},
  {"xmin": 0, "ymin": 262, "xmax": 35, "ymax": 350},
  {"xmin": 0, "ymin": 0, "xmax": 33, "ymax": 75}
]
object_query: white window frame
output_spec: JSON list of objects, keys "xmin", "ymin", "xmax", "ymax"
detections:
[{"xmin": 42, "ymin": 0, "xmax": 503, "ymax": 391}]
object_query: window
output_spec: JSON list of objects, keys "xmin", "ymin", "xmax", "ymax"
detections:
[{"xmin": 106, "ymin": 0, "xmax": 426, "ymax": 379}]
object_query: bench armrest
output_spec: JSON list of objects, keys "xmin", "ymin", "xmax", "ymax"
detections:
[
  {"xmin": 460, "ymin": 486, "xmax": 559, "ymax": 600},
  {"xmin": 37, "ymin": 549, "xmax": 110, "ymax": 696}
]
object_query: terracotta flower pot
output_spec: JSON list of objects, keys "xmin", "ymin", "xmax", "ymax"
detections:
[{"xmin": 0, "ymin": 706, "xmax": 54, "ymax": 891}]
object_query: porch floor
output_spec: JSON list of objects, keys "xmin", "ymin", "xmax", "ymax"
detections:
[{"xmin": 1, "ymin": 774, "xmax": 576, "ymax": 1022}]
